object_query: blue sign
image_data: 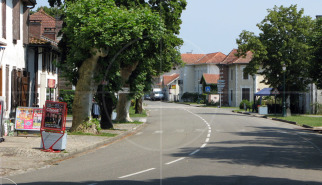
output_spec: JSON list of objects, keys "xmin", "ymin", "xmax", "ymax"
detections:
[{"xmin": 205, "ymin": 86, "xmax": 211, "ymax": 92}]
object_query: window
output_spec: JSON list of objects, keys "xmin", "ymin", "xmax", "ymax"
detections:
[
  {"xmin": 242, "ymin": 88, "xmax": 250, "ymax": 101},
  {"xmin": 231, "ymin": 90, "xmax": 233, "ymax": 102},
  {"xmin": 2, "ymin": 0, "xmax": 6, "ymax": 39},
  {"xmin": 243, "ymin": 68, "xmax": 249, "ymax": 80}
]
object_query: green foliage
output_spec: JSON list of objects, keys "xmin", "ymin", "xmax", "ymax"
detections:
[
  {"xmin": 31, "ymin": 6, "xmax": 64, "ymax": 18},
  {"xmin": 239, "ymin": 100, "xmax": 251, "ymax": 110},
  {"xmin": 61, "ymin": 0, "xmax": 165, "ymax": 85},
  {"xmin": 84, "ymin": 118, "xmax": 102, "ymax": 132},
  {"xmin": 309, "ymin": 17, "xmax": 322, "ymax": 89},
  {"xmin": 237, "ymin": 5, "xmax": 314, "ymax": 93},
  {"xmin": 59, "ymin": 90, "xmax": 75, "ymax": 114},
  {"xmin": 181, "ymin": 92, "xmax": 206, "ymax": 103}
]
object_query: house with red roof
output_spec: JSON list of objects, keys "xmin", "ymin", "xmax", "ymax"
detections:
[
  {"xmin": 0, "ymin": 0, "xmax": 36, "ymax": 119},
  {"xmin": 161, "ymin": 73, "xmax": 180, "ymax": 101},
  {"xmin": 180, "ymin": 52, "xmax": 226, "ymax": 97},
  {"xmin": 27, "ymin": 8, "xmax": 62, "ymax": 108},
  {"xmin": 221, "ymin": 49, "xmax": 268, "ymax": 107}
]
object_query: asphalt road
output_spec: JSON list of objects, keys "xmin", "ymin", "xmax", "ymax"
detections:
[{"xmin": 4, "ymin": 101, "xmax": 322, "ymax": 185}]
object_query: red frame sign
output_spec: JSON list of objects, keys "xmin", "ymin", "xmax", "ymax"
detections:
[{"xmin": 41, "ymin": 101, "xmax": 67, "ymax": 132}]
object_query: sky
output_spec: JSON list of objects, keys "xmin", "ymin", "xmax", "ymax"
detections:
[{"xmin": 35, "ymin": 0, "xmax": 322, "ymax": 55}]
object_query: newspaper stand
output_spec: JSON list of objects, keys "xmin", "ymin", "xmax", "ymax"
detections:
[{"xmin": 40, "ymin": 101, "xmax": 67, "ymax": 153}]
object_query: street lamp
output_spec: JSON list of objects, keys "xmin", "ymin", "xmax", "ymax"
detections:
[{"xmin": 282, "ymin": 64, "xmax": 286, "ymax": 117}]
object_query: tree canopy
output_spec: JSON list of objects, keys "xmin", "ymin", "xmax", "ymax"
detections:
[
  {"xmin": 309, "ymin": 17, "xmax": 322, "ymax": 89},
  {"xmin": 237, "ymin": 5, "xmax": 314, "ymax": 93}
]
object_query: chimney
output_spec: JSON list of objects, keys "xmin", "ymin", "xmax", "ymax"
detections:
[
  {"xmin": 29, "ymin": 20, "xmax": 42, "ymax": 39},
  {"xmin": 43, "ymin": 27, "xmax": 56, "ymax": 41}
]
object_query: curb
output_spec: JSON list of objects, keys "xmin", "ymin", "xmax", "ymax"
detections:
[
  {"xmin": 48, "ymin": 122, "xmax": 147, "ymax": 164},
  {"xmin": 233, "ymin": 110, "xmax": 320, "ymax": 133}
]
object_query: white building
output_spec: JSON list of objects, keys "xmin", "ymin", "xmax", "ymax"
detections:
[{"xmin": 0, "ymin": 0, "xmax": 36, "ymax": 119}]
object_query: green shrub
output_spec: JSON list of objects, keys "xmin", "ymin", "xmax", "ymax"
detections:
[
  {"xmin": 59, "ymin": 90, "xmax": 75, "ymax": 114},
  {"xmin": 181, "ymin": 92, "xmax": 206, "ymax": 103},
  {"xmin": 239, "ymin": 100, "xmax": 251, "ymax": 110}
]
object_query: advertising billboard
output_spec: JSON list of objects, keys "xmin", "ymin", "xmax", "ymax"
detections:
[{"xmin": 15, "ymin": 107, "xmax": 43, "ymax": 131}]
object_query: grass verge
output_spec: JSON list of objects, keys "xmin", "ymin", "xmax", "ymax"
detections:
[
  {"xmin": 129, "ymin": 107, "xmax": 147, "ymax": 117},
  {"xmin": 269, "ymin": 115, "xmax": 322, "ymax": 127}
]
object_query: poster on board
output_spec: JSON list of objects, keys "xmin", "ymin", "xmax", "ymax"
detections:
[
  {"xmin": 15, "ymin": 107, "xmax": 42, "ymax": 131},
  {"xmin": 42, "ymin": 101, "xmax": 67, "ymax": 131}
]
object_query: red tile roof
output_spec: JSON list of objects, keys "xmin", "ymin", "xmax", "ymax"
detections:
[
  {"xmin": 181, "ymin": 53, "xmax": 205, "ymax": 64},
  {"xmin": 221, "ymin": 49, "xmax": 253, "ymax": 65},
  {"xmin": 233, "ymin": 51, "xmax": 253, "ymax": 64},
  {"xmin": 195, "ymin": 52, "xmax": 227, "ymax": 64},
  {"xmin": 181, "ymin": 52, "xmax": 226, "ymax": 65},
  {"xmin": 30, "ymin": 8, "xmax": 56, "ymax": 35},
  {"xmin": 201, "ymin": 74, "xmax": 220, "ymax": 84},
  {"xmin": 163, "ymin": 74, "xmax": 180, "ymax": 86}
]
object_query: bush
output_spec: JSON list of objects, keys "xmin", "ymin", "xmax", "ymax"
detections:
[
  {"xmin": 181, "ymin": 92, "xmax": 206, "ymax": 103},
  {"xmin": 59, "ymin": 90, "xmax": 75, "ymax": 114},
  {"xmin": 239, "ymin": 100, "xmax": 251, "ymax": 110}
]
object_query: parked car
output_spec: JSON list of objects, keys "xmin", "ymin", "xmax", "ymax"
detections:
[{"xmin": 150, "ymin": 88, "xmax": 164, "ymax": 101}]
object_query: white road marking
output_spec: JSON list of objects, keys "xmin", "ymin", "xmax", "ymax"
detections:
[
  {"xmin": 153, "ymin": 130, "xmax": 163, "ymax": 134},
  {"xmin": 136, "ymin": 132, "xmax": 143, "ymax": 135},
  {"xmin": 165, "ymin": 157, "xmax": 186, "ymax": 165},
  {"xmin": 205, "ymin": 138, "xmax": 210, "ymax": 143},
  {"xmin": 118, "ymin": 168, "xmax": 156, "ymax": 179},
  {"xmin": 189, "ymin": 149, "xmax": 200, "ymax": 156},
  {"xmin": 201, "ymin": 143, "xmax": 207, "ymax": 148},
  {"xmin": 207, "ymin": 133, "xmax": 211, "ymax": 138}
]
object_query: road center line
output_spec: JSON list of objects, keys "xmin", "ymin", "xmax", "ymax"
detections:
[
  {"xmin": 165, "ymin": 157, "xmax": 186, "ymax": 165},
  {"xmin": 118, "ymin": 168, "xmax": 156, "ymax": 179}
]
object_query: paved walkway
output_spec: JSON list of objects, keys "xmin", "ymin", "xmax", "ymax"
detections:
[{"xmin": 0, "ymin": 118, "xmax": 146, "ymax": 177}]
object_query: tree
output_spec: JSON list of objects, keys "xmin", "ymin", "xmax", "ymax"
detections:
[
  {"xmin": 61, "ymin": 0, "xmax": 165, "ymax": 131},
  {"xmin": 310, "ymin": 17, "xmax": 322, "ymax": 89},
  {"xmin": 113, "ymin": 0, "xmax": 187, "ymax": 122},
  {"xmin": 31, "ymin": 6, "xmax": 64, "ymax": 18},
  {"xmin": 236, "ymin": 5, "xmax": 314, "ymax": 114}
]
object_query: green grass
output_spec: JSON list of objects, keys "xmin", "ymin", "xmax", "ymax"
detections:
[
  {"xmin": 269, "ymin": 115, "xmax": 322, "ymax": 127},
  {"xmin": 129, "ymin": 106, "xmax": 147, "ymax": 117},
  {"xmin": 67, "ymin": 131, "xmax": 117, "ymax": 137},
  {"xmin": 112, "ymin": 120, "xmax": 143, "ymax": 124}
]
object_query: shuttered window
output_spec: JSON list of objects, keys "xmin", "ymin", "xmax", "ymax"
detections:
[
  {"xmin": 23, "ymin": 6, "xmax": 29, "ymax": 44},
  {"xmin": 2, "ymin": 0, "xmax": 6, "ymax": 39},
  {"xmin": 12, "ymin": 0, "xmax": 20, "ymax": 42}
]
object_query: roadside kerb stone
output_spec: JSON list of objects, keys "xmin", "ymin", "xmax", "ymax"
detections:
[
  {"xmin": 233, "ymin": 110, "xmax": 321, "ymax": 133},
  {"xmin": 0, "ymin": 122, "xmax": 146, "ymax": 177}
]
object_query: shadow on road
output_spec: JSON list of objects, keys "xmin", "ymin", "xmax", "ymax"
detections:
[
  {"xmin": 4, "ymin": 175, "xmax": 322, "ymax": 185},
  {"xmin": 171, "ymin": 126, "xmax": 322, "ymax": 171}
]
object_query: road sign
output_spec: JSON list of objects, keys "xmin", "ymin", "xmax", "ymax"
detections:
[
  {"xmin": 272, "ymin": 88, "xmax": 280, "ymax": 95},
  {"xmin": 205, "ymin": 86, "xmax": 211, "ymax": 92},
  {"xmin": 217, "ymin": 80, "xmax": 225, "ymax": 83}
]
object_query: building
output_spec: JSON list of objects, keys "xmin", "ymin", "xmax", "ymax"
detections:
[
  {"xmin": 180, "ymin": 52, "xmax": 226, "ymax": 95},
  {"xmin": 161, "ymin": 73, "xmax": 180, "ymax": 101},
  {"xmin": 0, "ymin": 0, "xmax": 36, "ymax": 119},
  {"xmin": 28, "ymin": 8, "xmax": 61, "ymax": 108}
]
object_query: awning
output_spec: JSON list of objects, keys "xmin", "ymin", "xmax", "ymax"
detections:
[{"xmin": 255, "ymin": 88, "xmax": 273, "ymax": 96}]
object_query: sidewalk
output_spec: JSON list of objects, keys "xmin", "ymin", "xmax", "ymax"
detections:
[{"xmin": 0, "ymin": 118, "xmax": 147, "ymax": 177}]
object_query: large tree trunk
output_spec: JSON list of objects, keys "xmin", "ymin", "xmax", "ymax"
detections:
[
  {"xmin": 70, "ymin": 48, "xmax": 108, "ymax": 132},
  {"xmin": 115, "ymin": 62, "xmax": 139, "ymax": 122},
  {"xmin": 97, "ymin": 85, "xmax": 115, "ymax": 129},
  {"xmin": 135, "ymin": 97, "xmax": 143, "ymax": 114},
  {"xmin": 116, "ymin": 93, "xmax": 132, "ymax": 122}
]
